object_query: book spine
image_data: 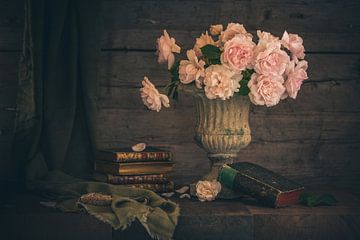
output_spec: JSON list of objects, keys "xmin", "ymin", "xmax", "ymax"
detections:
[
  {"xmin": 125, "ymin": 182, "xmax": 174, "ymax": 193},
  {"xmin": 107, "ymin": 174, "xmax": 167, "ymax": 184},
  {"xmin": 219, "ymin": 165, "xmax": 280, "ymax": 207},
  {"xmin": 115, "ymin": 152, "xmax": 172, "ymax": 162}
]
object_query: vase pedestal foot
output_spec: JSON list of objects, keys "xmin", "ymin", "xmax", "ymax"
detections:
[{"xmin": 190, "ymin": 156, "xmax": 244, "ymax": 200}]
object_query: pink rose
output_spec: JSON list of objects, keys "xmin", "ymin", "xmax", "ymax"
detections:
[
  {"xmin": 204, "ymin": 65, "xmax": 241, "ymax": 100},
  {"xmin": 254, "ymin": 30, "xmax": 280, "ymax": 56},
  {"xmin": 248, "ymin": 73, "xmax": 285, "ymax": 107},
  {"xmin": 196, "ymin": 180, "xmax": 221, "ymax": 202},
  {"xmin": 179, "ymin": 50, "xmax": 206, "ymax": 86},
  {"xmin": 254, "ymin": 43, "xmax": 290, "ymax": 76},
  {"xmin": 284, "ymin": 60, "xmax": 308, "ymax": 99},
  {"xmin": 220, "ymin": 23, "xmax": 251, "ymax": 43},
  {"xmin": 209, "ymin": 24, "xmax": 223, "ymax": 36},
  {"xmin": 220, "ymin": 34, "xmax": 256, "ymax": 72},
  {"xmin": 281, "ymin": 31, "xmax": 305, "ymax": 60},
  {"xmin": 140, "ymin": 77, "xmax": 170, "ymax": 112},
  {"xmin": 193, "ymin": 31, "xmax": 216, "ymax": 57},
  {"xmin": 156, "ymin": 30, "xmax": 181, "ymax": 69}
]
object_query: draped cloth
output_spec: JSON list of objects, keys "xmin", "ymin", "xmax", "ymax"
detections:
[{"xmin": 13, "ymin": 1, "xmax": 179, "ymax": 239}]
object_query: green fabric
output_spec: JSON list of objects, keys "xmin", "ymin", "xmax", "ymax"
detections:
[
  {"xmin": 14, "ymin": 0, "xmax": 179, "ymax": 239},
  {"xmin": 28, "ymin": 171, "xmax": 179, "ymax": 240}
]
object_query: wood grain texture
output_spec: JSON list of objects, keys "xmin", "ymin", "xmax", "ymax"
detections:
[
  {"xmin": 102, "ymin": 0, "xmax": 360, "ymax": 52},
  {"xmin": 0, "ymin": 0, "xmax": 360, "ymax": 188},
  {"xmin": 98, "ymin": 52, "xmax": 360, "ymax": 87}
]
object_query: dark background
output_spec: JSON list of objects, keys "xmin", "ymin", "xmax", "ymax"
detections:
[{"xmin": 1, "ymin": 0, "xmax": 359, "ymax": 190}]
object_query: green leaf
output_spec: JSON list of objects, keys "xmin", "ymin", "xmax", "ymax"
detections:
[
  {"xmin": 315, "ymin": 194, "xmax": 338, "ymax": 206},
  {"xmin": 300, "ymin": 192, "xmax": 338, "ymax": 207},
  {"xmin": 236, "ymin": 68, "xmax": 254, "ymax": 96},
  {"xmin": 200, "ymin": 44, "xmax": 221, "ymax": 60},
  {"xmin": 166, "ymin": 61, "xmax": 180, "ymax": 101}
]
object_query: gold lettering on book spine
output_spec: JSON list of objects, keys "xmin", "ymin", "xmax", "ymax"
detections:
[{"xmin": 115, "ymin": 152, "xmax": 170, "ymax": 161}]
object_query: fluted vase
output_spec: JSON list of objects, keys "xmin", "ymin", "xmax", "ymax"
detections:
[{"xmin": 193, "ymin": 93, "xmax": 251, "ymax": 180}]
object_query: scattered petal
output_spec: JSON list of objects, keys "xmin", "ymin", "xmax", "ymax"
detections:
[
  {"xmin": 179, "ymin": 193, "xmax": 191, "ymax": 199},
  {"xmin": 161, "ymin": 192, "xmax": 175, "ymax": 198},
  {"xmin": 132, "ymin": 143, "xmax": 146, "ymax": 152},
  {"xmin": 175, "ymin": 186, "xmax": 189, "ymax": 194}
]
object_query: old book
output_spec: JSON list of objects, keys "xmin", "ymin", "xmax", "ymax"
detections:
[
  {"xmin": 124, "ymin": 182, "xmax": 174, "ymax": 193},
  {"xmin": 95, "ymin": 161, "xmax": 173, "ymax": 176},
  {"xmin": 96, "ymin": 147, "xmax": 172, "ymax": 162},
  {"xmin": 93, "ymin": 173, "xmax": 167, "ymax": 184},
  {"xmin": 218, "ymin": 162, "xmax": 304, "ymax": 207}
]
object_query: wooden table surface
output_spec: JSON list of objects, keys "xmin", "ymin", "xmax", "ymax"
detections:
[{"xmin": 1, "ymin": 188, "xmax": 359, "ymax": 240}]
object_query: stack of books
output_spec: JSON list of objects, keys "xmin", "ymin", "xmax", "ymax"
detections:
[{"xmin": 94, "ymin": 147, "xmax": 174, "ymax": 193}]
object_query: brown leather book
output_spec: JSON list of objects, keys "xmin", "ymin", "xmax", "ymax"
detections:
[
  {"xmin": 95, "ymin": 161, "xmax": 173, "ymax": 176},
  {"xmin": 93, "ymin": 173, "xmax": 167, "ymax": 184},
  {"xmin": 219, "ymin": 162, "xmax": 304, "ymax": 207},
  {"xmin": 96, "ymin": 147, "xmax": 172, "ymax": 163}
]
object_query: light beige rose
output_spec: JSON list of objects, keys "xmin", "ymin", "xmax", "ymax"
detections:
[
  {"xmin": 156, "ymin": 30, "xmax": 181, "ymax": 69},
  {"xmin": 254, "ymin": 43, "xmax": 290, "ymax": 76},
  {"xmin": 220, "ymin": 23, "xmax": 252, "ymax": 42},
  {"xmin": 193, "ymin": 31, "xmax": 216, "ymax": 57},
  {"xmin": 179, "ymin": 49, "xmax": 206, "ymax": 86},
  {"xmin": 284, "ymin": 60, "xmax": 308, "ymax": 99},
  {"xmin": 209, "ymin": 24, "xmax": 223, "ymax": 35},
  {"xmin": 281, "ymin": 31, "xmax": 305, "ymax": 60},
  {"xmin": 196, "ymin": 180, "xmax": 222, "ymax": 202},
  {"xmin": 221, "ymin": 34, "xmax": 255, "ymax": 72},
  {"xmin": 140, "ymin": 76, "xmax": 170, "ymax": 112},
  {"xmin": 248, "ymin": 73, "xmax": 285, "ymax": 107},
  {"xmin": 254, "ymin": 30, "xmax": 280, "ymax": 56},
  {"xmin": 204, "ymin": 65, "xmax": 241, "ymax": 100}
]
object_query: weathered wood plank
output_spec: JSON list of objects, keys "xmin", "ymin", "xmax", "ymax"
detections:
[
  {"xmin": 103, "ymin": 29, "xmax": 360, "ymax": 53},
  {"xmin": 0, "ymin": 0, "xmax": 24, "ymax": 50},
  {"xmin": 98, "ymin": 80, "xmax": 360, "ymax": 113},
  {"xmin": 1, "ymin": 0, "xmax": 360, "ymax": 52},
  {"xmin": 97, "ymin": 139, "xmax": 360, "ymax": 185},
  {"xmin": 94, "ymin": 106, "xmax": 360, "ymax": 144},
  {"xmin": 102, "ymin": 0, "xmax": 360, "ymax": 52},
  {"xmin": 99, "ymin": 52, "xmax": 360, "ymax": 87}
]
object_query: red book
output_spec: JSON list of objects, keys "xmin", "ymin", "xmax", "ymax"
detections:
[{"xmin": 219, "ymin": 162, "xmax": 304, "ymax": 208}]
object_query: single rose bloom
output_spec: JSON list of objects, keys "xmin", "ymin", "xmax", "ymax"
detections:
[
  {"xmin": 209, "ymin": 24, "xmax": 223, "ymax": 35},
  {"xmin": 140, "ymin": 76, "xmax": 170, "ymax": 112},
  {"xmin": 254, "ymin": 43, "xmax": 290, "ymax": 76},
  {"xmin": 281, "ymin": 31, "xmax": 305, "ymax": 60},
  {"xmin": 179, "ymin": 49, "xmax": 206, "ymax": 85},
  {"xmin": 156, "ymin": 30, "xmax": 181, "ymax": 69},
  {"xmin": 203, "ymin": 65, "xmax": 241, "ymax": 100},
  {"xmin": 193, "ymin": 31, "xmax": 216, "ymax": 57},
  {"xmin": 221, "ymin": 34, "xmax": 256, "ymax": 72},
  {"xmin": 248, "ymin": 73, "xmax": 286, "ymax": 107},
  {"xmin": 254, "ymin": 30, "xmax": 280, "ymax": 56},
  {"xmin": 284, "ymin": 60, "xmax": 308, "ymax": 99},
  {"xmin": 220, "ymin": 23, "xmax": 252, "ymax": 43},
  {"xmin": 196, "ymin": 180, "xmax": 222, "ymax": 202}
]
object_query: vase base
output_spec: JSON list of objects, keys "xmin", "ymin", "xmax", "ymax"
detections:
[{"xmin": 190, "ymin": 164, "xmax": 244, "ymax": 200}]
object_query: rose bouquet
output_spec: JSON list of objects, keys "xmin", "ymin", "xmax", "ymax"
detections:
[{"xmin": 140, "ymin": 23, "xmax": 308, "ymax": 110}]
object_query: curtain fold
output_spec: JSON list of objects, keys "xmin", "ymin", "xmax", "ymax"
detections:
[{"xmin": 14, "ymin": 0, "xmax": 100, "ymax": 180}]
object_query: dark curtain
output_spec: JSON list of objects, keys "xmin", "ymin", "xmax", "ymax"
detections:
[
  {"xmin": 14, "ymin": 0, "xmax": 100, "ymax": 181},
  {"xmin": 12, "ymin": 2, "xmax": 180, "ymax": 238}
]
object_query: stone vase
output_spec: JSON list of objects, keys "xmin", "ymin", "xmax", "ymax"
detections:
[
  {"xmin": 193, "ymin": 93, "xmax": 251, "ymax": 181},
  {"xmin": 187, "ymin": 93, "xmax": 251, "ymax": 199}
]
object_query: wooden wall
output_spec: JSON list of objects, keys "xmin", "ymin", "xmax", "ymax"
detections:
[{"xmin": 1, "ymin": 0, "xmax": 360, "ymax": 186}]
